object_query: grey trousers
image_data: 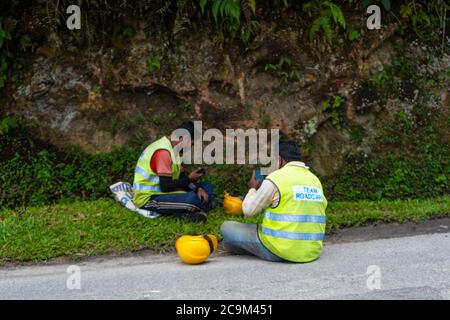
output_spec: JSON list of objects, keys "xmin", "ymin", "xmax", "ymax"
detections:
[{"xmin": 220, "ymin": 221, "xmax": 284, "ymax": 262}]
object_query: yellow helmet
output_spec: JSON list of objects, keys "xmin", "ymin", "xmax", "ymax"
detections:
[
  {"xmin": 223, "ymin": 192, "xmax": 244, "ymax": 216},
  {"xmin": 175, "ymin": 234, "xmax": 218, "ymax": 265}
]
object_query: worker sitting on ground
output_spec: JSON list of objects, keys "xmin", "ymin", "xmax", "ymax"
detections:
[
  {"xmin": 132, "ymin": 121, "xmax": 213, "ymax": 222},
  {"xmin": 221, "ymin": 141, "xmax": 327, "ymax": 262}
]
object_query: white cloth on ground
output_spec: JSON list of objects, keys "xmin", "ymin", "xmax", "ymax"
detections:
[{"xmin": 109, "ymin": 181, "xmax": 160, "ymax": 219}]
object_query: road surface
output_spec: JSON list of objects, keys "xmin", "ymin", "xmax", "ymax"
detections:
[{"xmin": 1, "ymin": 232, "xmax": 449, "ymax": 300}]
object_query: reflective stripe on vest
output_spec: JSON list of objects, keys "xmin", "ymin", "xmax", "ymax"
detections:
[
  {"xmin": 264, "ymin": 211, "xmax": 326, "ymax": 224},
  {"xmin": 134, "ymin": 166, "xmax": 160, "ymax": 183},
  {"xmin": 133, "ymin": 183, "xmax": 162, "ymax": 192},
  {"xmin": 261, "ymin": 226, "xmax": 325, "ymax": 241}
]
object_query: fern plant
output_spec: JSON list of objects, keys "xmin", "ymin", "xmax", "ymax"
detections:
[
  {"xmin": 199, "ymin": 0, "xmax": 257, "ymax": 42},
  {"xmin": 200, "ymin": 0, "xmax": 245, "ymax": 23},
  {"xmin": 303, "ymin": 0, "xmax": 346, "ymax": 45}
]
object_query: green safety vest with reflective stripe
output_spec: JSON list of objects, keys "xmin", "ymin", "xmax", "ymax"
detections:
[
  {"xmin": 132, "ymin": 136, "xmax": 182, "ymax": 208},
  {"xmin": 258, "ymin": 164, "xmax": 327, "ymax": 263}
]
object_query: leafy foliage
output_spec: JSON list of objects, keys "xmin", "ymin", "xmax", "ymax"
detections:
[
  {"xmin": 399, "ymin": 1, "xmax": 432, "ymax": 33},
  {"xmin": 0, "ymin": 1, "xmax": 446, "ymax": 51},
  {"xmin": 200, "ymin": 0, "xmax": 256, "ymax": 23},
  {"xmin": 147, "ymin": 55, "xmax": 161, "ymax": 72},
  {"xmin": 264, "ymin": 56, "xmax": 300, "ymax": 83},
  {"xmin": 213, "ymin": 0, "xmax": 241, "ymax": 22},
  {"xmin": 327, "ymin": 49, "xmax": 450, "ymax": 201},
  {"xmin": 347, "ymin": 28, "xmax": 360, "ymax": 42},
  {"xmin": 0, "ymin": 116, "xmax": 18, "ymax": 135},
  {"xmin": 328, "ymin": 151, "xmax": 449, "ymax": 201},
  {"xmin": 0, "ymin": 17, "xmax": 12, "ymax": 88},
  {"xmin": 0, "ymin": 120, "xmax": 136, "ymax": 209},
  {"xmin": 200, "ymin": 0, "xmax": 257, "ymax": 43},
  {"xmin": 118, "ymin": 26, "xmax": 135, "ymax": 39},
  {"xmin": 0, "ymin": 119, "xmax": 252, "ymax": 209},
  {"xmin": 19, "ymin": 34, "xmax": 32, "ymax": 51},
  {"xmin": 322, "ymin": 95, "xmax": 345, "ymax": 127},
  {"xmin": 362, "ymin": 0, "xmax": 392, "ymax": 11},
  {"xmin": 304, "ymin": 0, "xmax": 346, "ymax": 45},
  {"xmin": 0, "ymin": 17, "xmax": 33, "ymax": 91}
]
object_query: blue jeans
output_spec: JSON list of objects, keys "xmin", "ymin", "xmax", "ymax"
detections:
[
  {"xmin": 143, "ymin": 182, "xmax": 213, "ymax": 215},
  {"xmin": 220, "ymin": 221, "xmax": 284, "ymax": 262}
]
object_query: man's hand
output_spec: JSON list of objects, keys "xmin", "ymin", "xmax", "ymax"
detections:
[
  {"xmin": 188, "ymin": 169, "xmax": 204, "ymax": 182},
  {"xmin": 247, "ymin": 171, "xmax": 260, "ymax": 190},
  {"xmin": 197, "ymin": 187, "xmax": 209, "ymax": 203}
]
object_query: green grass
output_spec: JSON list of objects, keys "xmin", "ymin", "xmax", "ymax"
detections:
[{"xmin": 1, "ymin": 196, "xmax": 449, "ymax": 264}]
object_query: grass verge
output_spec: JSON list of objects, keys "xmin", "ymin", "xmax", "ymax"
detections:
[{"xmin": 1, "ymin": 196, "xmax": 449, "ymax": 264}]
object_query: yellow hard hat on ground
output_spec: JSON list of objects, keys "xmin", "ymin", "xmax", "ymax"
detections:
[
  {"xmin": 223, "ymin": 191, "xmax": 244, "ymax": 216},
  {"xmin": 175, "ymin": 234, "xmax": 218, "ymax": 265}
]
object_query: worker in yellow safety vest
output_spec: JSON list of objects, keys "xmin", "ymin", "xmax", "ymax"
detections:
[
  {"xmin": 221, "ymin": 141, "xmax": 327, "ymax": 262},
  {"xmin": 133, "ymin": 121, "xmax": 213, "ymax": 222}
]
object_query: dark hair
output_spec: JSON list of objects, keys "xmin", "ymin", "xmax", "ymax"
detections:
[
  {"xmin": 279, "ymin": 141, "xmax": 301, "ymax": 162},
  {"xmin": 176, "ymin": 121, "xmax": 195, "ymax": 139}
]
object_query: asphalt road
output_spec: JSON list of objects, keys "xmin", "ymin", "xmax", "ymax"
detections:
[{"xmin": 1, "ymin": 232, "xmax": 449, "ymax": 300}]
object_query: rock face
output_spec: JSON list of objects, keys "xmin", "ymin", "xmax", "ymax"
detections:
[{"xmin": 5, "ymin": 21, "xmax": 449, "ymax": 176}]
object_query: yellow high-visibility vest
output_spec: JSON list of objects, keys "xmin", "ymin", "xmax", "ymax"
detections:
[
  {"xmin": 258, "ymin": 164, "xmax": 327, "ymax": 262},
  {"xmin": 132, "ymin": 136, "xmax": 182, "ymax": 208}
]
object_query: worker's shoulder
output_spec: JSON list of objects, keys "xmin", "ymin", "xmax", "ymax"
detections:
[
  {"xmin": 151, "ymin": 149, "xmax": 172, "ymax": 162},
  {"xmin": 153, "ymin": 149, "xmax": 171, "ymax": 156}
]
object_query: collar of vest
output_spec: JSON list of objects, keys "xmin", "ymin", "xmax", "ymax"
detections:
[{"xmin": 284, "ymin": 161, "xmax": 309, "ymax": 169}]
